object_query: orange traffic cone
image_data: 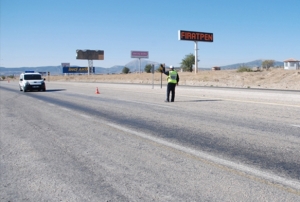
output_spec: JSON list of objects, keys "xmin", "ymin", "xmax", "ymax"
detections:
[{"xmin": 95, "ymin": 87, "xmax": 100, "ymax": 94}]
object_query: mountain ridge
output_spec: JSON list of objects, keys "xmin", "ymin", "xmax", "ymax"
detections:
[{"xmin": 0, "ymin": 59, "xmax": 284, "ymax": 76}]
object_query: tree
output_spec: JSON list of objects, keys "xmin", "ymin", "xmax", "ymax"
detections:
[
  {"xmin": 180, "ymin": 53, "xmax": 195, "ymax": 72},
  {"xmin": 144, "ymin": 64, "xmax": 153, "ymax": 73},
  {"xmin": 262, "ymin": 60, "xmax": 275, "ymax": 70},
  {"xmin": 122, "ymin": 67, "xmax": 130, "ymax": 74}
]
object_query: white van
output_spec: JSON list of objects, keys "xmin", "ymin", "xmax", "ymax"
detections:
[{"xmin": 19, "ymin": 72, "xmax": 46, "ymax": 92}]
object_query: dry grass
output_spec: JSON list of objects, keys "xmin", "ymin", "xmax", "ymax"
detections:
[{"xmin": 49, "ymin": 68, "xmax": 300, "ymax": 90}]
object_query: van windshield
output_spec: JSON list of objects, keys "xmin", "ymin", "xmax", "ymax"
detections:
[{"xmin": 24, "ymin": 74, "xmax": 42, "ymax": 80}]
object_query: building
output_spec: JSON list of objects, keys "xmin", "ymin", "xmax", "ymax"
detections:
[{"xmin": 284, "ymin": 58, "xmax": 300, "ymax": 70}]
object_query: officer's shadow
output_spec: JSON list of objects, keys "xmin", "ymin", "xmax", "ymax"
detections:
[{"xmin": 176, "ymin": 99, "xmax": 222, "ymax": 102}]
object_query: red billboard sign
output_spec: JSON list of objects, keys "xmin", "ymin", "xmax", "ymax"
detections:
[{"xmin": 178, "ymin": 30, "xmax": 213, "ymax": 42}]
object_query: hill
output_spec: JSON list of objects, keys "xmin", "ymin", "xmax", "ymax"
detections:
[
  {"xmin": 220, "ymin": 60, "xmax": 284, "ymax": 69},
  {"xmin": 0, "ymin": 59, "xmax": 284, "ymax": 76}
]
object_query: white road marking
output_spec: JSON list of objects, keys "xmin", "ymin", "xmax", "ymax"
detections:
[
  {"xmin": 106, "ymin": 122, "xmax": 300, "ymax": 190},
  {"xmin": 60, "ymin": 107, "xmax": 71, "ymax": 111},
  {"xmin": 291, "ymin": 125, "xmax": 300, "ymax": 128},
  {"xmin": 179, "ymin": 94, "xmax": 300, "ymax": 108},
  {"xmin": 79, "ymin": 114, "xmax": 91, "ymax": 119}
]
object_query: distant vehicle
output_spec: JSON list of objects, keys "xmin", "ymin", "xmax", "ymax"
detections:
[{"xmin": 19, "ymin": 72, "xmax": 46, "ymax": 92}]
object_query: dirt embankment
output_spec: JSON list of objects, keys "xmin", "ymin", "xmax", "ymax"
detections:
[{"xmin": 41, "ymin": 69, "xmax": 300, "ymax": 90}]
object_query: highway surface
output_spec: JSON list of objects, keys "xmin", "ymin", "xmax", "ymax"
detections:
[{"xmin": 1, "ymin": 81, "xmax": 300, "ymax": 201}]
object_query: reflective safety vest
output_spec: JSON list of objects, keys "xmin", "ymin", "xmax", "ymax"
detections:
[{"xmin": 168, "ymin": 71, "xmax": 177, "ymax": 84}]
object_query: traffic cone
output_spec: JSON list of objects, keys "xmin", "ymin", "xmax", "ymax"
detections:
[{"xmin": 95, "ymin": 87, "xmax": 100, "ymax": 94}]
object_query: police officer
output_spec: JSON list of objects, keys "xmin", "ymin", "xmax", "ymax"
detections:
[{"xmin": 162, "ymin": 65, "xmax": 179, "ymax": 102}]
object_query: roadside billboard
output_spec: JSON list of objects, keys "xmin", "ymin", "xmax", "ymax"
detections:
[
  {"xmin": 178, "ymin": 30, "xmax": 213, "ymax": 42},
  {"xmin": 61, "ymin": 63, "xmax": 70, "ymax": 68},
  {"xmin": 131, "ymin": 51, "xmax": 149, "ymax": 58},
  {"xmin": 76, "ymin": 50, "xmax": 104, "ymax": 60},
  {"xmin": 62, "ymin": 67, "xmax": 95, "ymax": 74}
]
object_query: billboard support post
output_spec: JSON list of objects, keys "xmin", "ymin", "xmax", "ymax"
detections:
[
  {"xmin": 152, "ymin": 64, "xmax": 154, "ymax": 89},
  {"xmin": 161, "ymin": 72, "xmax": 162, "ymax": 89},
  {"xmin": 139, "ymin": 58, "xmax": 141, "ymax": 74},
  {"xmin": 195, "ymin": 41, "xmax": 198, "ymax": 74},
  {"xmin": 88, "ymin": 60, "xmax": 93, "ymax": 75}
]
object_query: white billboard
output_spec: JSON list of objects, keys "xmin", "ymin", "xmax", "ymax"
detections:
[{"xmin": 61, "ymin": 63, "xmax": 70, "ymax": 68}]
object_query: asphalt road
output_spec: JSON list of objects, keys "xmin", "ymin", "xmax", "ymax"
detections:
[{"xmin": 1, "ymin": 81, "xmax": 300, "ymax": 201}]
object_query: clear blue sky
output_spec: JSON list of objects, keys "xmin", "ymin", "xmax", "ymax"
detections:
[{"xmin": 1, "ymin": 0, "xmax": 299, "ymax": 68}]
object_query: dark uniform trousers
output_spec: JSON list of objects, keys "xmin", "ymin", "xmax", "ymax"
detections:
[{"xmin": 167, "ymin": 83, "xmax": 176, "ymax": 102}]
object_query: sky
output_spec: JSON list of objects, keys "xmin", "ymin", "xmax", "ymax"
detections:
[{"xmin": 1, "ymin": 0, "xmax": 299, "ymax": 68}]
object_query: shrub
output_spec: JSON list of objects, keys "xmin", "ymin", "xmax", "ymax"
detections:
[
  {"xmin": 237, "ymin": 66, "xmax": 253, "ymax": 72},
  {"xmin": 144, "ymin": 64, "xmax": 153, "ymax": 73},
  {"xmin": 122, "ymin": 67, "xmax": 130, "ymax": 74}
]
